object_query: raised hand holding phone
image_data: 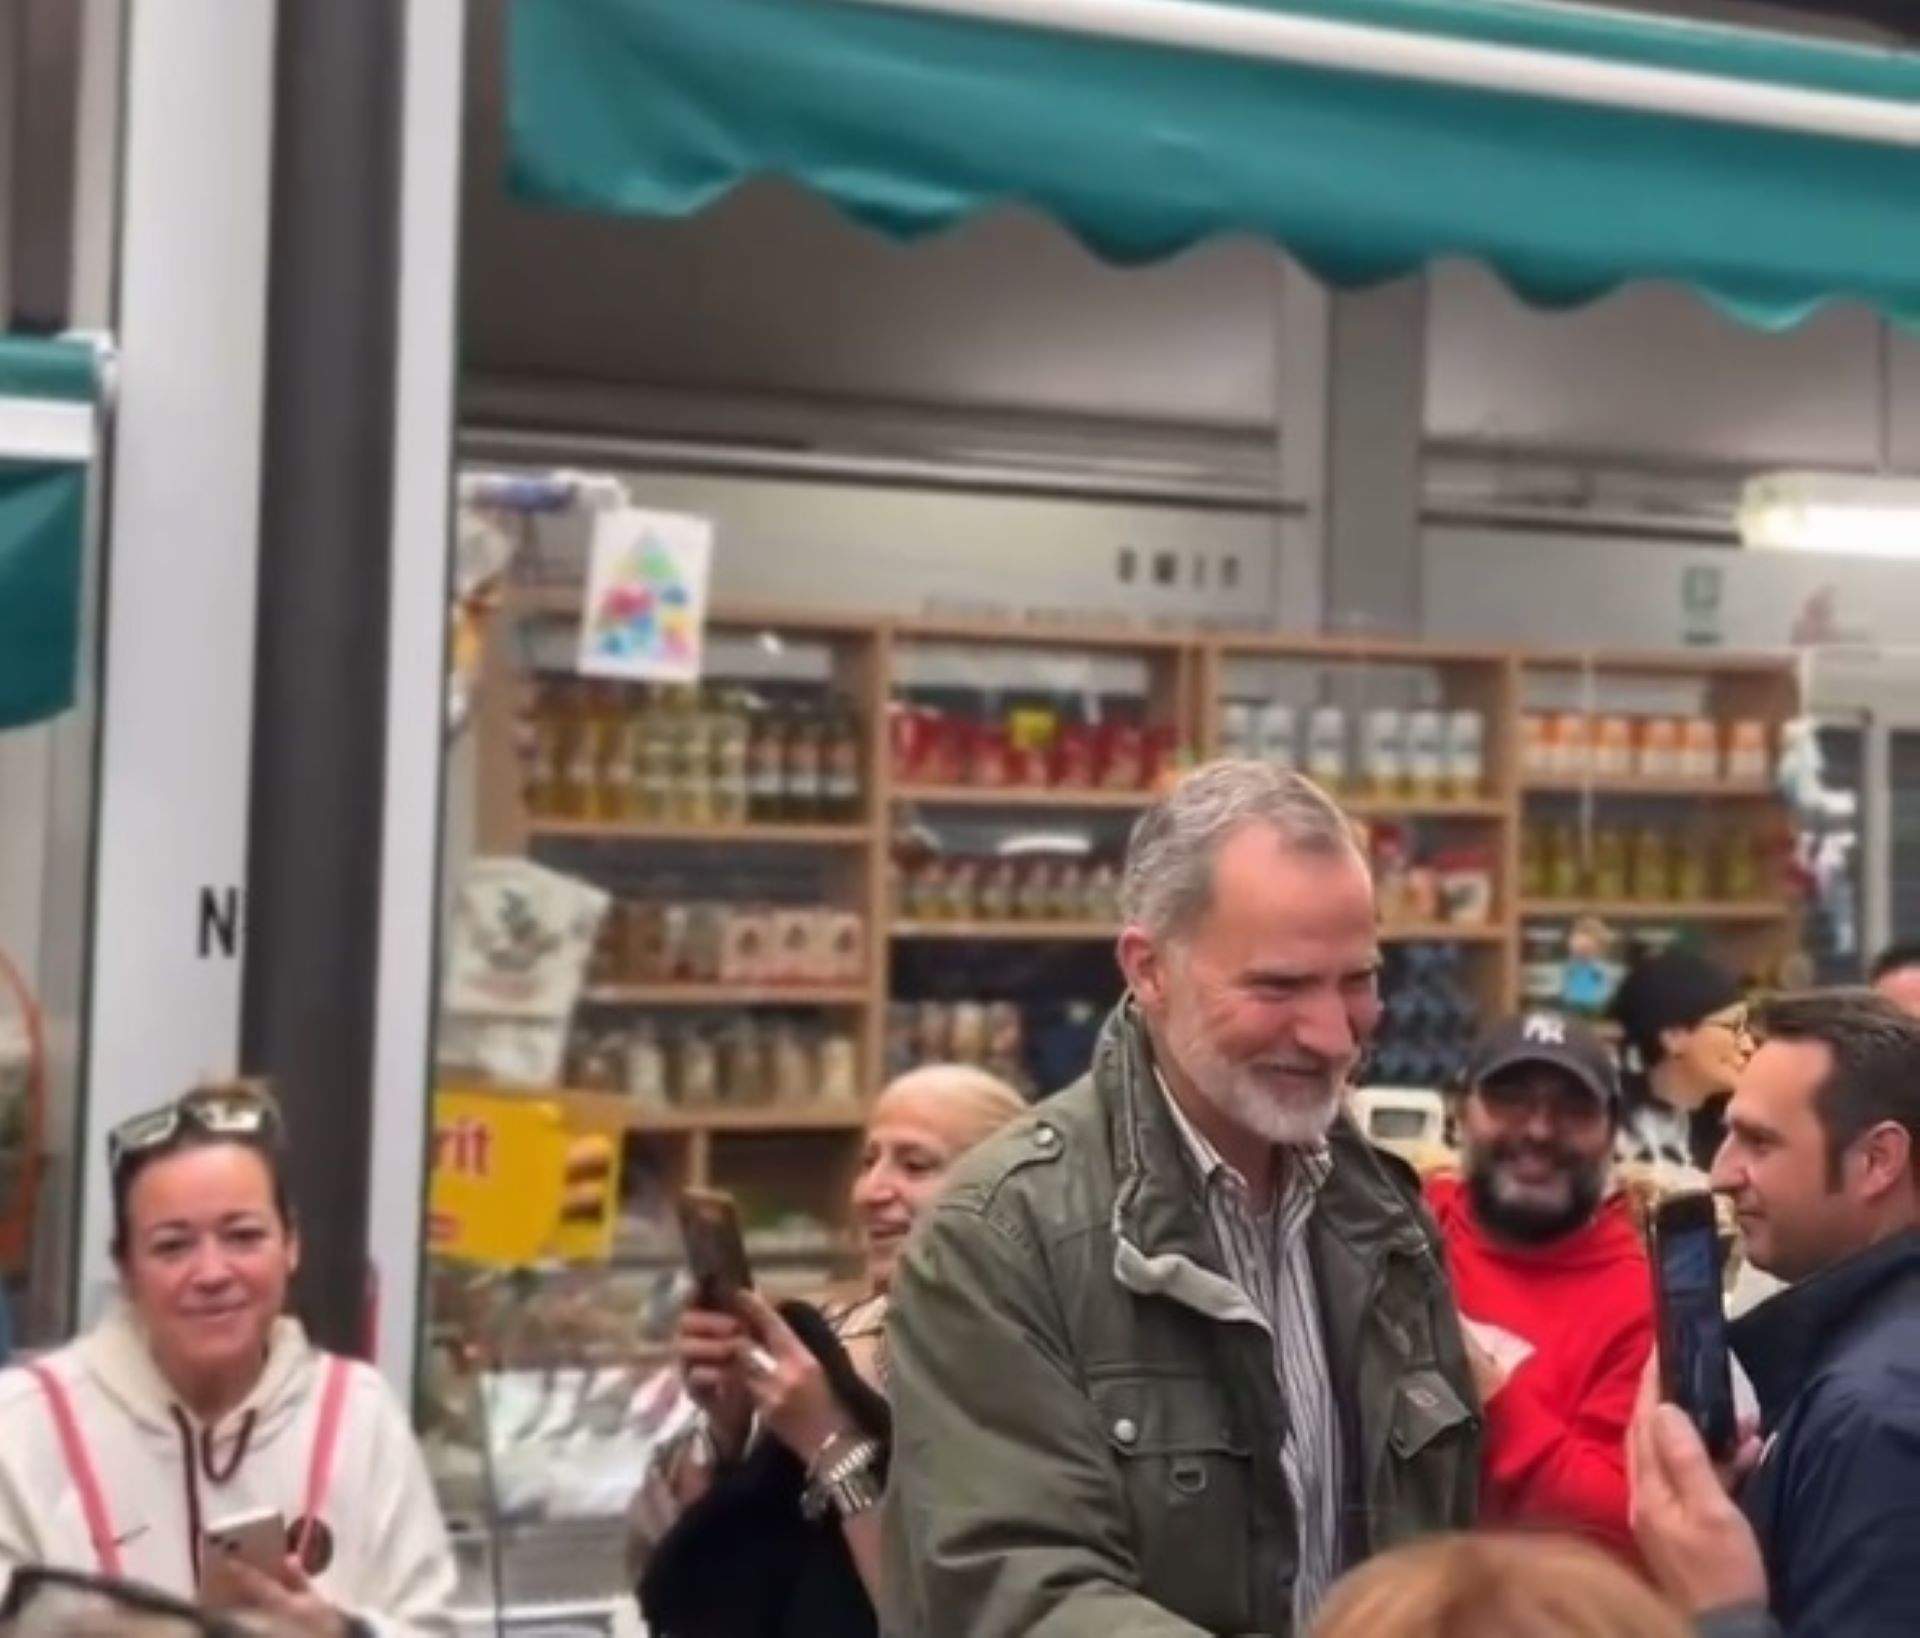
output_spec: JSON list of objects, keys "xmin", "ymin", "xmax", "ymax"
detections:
[
  {"xmin": 1649, "ymin": 1192, "xmax": 1737, "ymax": 1462},
  {"xmin": 673, "ymin": 1189, "xmax": 758, "ymax": 1458}
]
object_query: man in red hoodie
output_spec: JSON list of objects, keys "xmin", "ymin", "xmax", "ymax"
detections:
[{"xmin": 1426, "ymin": 1011, "xmax": 1653, "ymax": 1559}]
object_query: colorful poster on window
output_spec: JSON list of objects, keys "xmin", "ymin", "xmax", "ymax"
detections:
[{"xmin": 577, "ymin": 506, "xmax": 712, "ymax": 682}]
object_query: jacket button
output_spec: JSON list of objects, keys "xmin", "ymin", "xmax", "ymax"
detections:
[
  {"xmin": 1113, "ymin": 1417, "xmax": 1140, "ymax": 1447},
  {"xmin": 1034, "ymin": 1126, "xmax": 1059, "ymax": 1149}
]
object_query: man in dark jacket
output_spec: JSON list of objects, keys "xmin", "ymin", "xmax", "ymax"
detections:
[
  {"xmin": 882, "ymin": 762, "xmax": 1480, "ymax": 1638},
  {"xmin": 1630, "ymin": 988, "xmax": 1920, "ymax": 1638}
]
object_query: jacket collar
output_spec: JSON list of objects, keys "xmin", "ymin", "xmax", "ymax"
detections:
[
  {"xmin": 1098, "ymin": 1003, "xmax": 1428, "ymax": 1313},
  {"xmin": 1731, "ymin": 1227, "xmax": 1920, "ymax": 1428},
  {"xmin": 1101, "ymin": 1002, "xmax": 1219, "ymax": 1276}
]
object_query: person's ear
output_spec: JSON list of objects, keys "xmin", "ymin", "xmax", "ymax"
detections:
[
  {"xmin": 1850, "ymin": 1120, "xmax": 1912, "ymax": 1204},
  {"xmin": 1659, "ymin": 1023, "xmax": 1694, "ymax": 1063},
  {"xmin": 1118, "ymin": 926, "xmax": 1169, "ymax": 1011}
]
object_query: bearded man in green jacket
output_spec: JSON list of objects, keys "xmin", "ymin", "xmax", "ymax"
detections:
[{"xmin": 881, "ymin": 760, "xmax": 1481, "ymax": 1637}]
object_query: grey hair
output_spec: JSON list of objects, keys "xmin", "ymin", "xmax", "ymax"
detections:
[{"xmin": 1121, "ymin": 759, "xmax": 1360, "ymax": 941}]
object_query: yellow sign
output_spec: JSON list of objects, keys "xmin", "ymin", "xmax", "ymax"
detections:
[{"xmin": 430, "ymin": 1088, "xmax": 618, "ymax": 1266}]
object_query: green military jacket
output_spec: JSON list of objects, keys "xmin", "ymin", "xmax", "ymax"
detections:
[{"xmin": 881, "ymin": 1005, "xmax": 1482, "ymax": 1637}]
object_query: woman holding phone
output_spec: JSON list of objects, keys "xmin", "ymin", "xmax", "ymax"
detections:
[
  {"xmin": 0, "ymin": 1081, "xmax": 456, "ymax": 1636},
  {"xmin": 631, "ymin": 1062, "xmax": 1028, "ymax": 1636}
]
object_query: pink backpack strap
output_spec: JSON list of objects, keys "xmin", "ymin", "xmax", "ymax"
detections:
[
  {"xmin": 294, "ymin": 1355, "xmax": 352, "ymax": 1562},
  {"xmin": 24, "ymin": 1362, "xmax": 122, "ymax": 1577}
]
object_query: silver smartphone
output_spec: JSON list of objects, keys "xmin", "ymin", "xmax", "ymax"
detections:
[{"xmin": 202, "ymin": 1507, "xmax": 287, "ymax": 1578}]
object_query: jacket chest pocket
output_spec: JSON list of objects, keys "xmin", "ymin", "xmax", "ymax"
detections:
[
  {"xmin": 1388, "ymin": 1368, "xmax": 1474, "ymax": 1461},
  {"xmin": 1089, "ymin": 1374, "xmax": 1257, "ymax": 1632},
  {"xmin": 1368, "ymin": 1366, "xmax": 1476, "ymax": 1548}
]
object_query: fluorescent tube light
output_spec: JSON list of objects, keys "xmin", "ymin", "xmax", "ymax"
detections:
[{"xmin": 1739, "ymin": 471, "xmax": 1920, "ymax": 559}]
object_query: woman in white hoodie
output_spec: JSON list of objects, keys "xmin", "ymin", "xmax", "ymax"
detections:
[{"xmin": 0, "ymin": 1080, "xmax": 457, "ymax": 1636}]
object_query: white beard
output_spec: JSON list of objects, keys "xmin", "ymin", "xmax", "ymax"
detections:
[{"xmin": 1163, "ymin": 1007, "xmax": 1344, "ymax": 1146}]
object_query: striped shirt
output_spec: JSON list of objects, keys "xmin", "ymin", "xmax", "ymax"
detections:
[{"xmin": 1156, "ymin": 1071, "xmax": 1342, "ymax": 1629}]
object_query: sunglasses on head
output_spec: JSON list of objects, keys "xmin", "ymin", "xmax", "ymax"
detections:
[{"xmin": 107, "ymin": 1081, "xmax": 282, "ymax": 1177}]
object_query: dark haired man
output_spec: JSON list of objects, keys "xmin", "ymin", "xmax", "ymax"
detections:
[
  {"xmin": 1631, "ymin": 989, "xmax": 1920, "ymax": 1638},
  {"xmin": 1428, "ymin": 1013, "xmax": 1651, "ymax": 1558},
  {"xmin": 1868, "ymin": 940, "xmax": 1920, "ymax": 1017}
]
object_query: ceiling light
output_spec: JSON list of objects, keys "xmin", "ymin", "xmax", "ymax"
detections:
[{"xmin": 1739, "ymin": 471, "xmax": 1920, "ymax": 558}]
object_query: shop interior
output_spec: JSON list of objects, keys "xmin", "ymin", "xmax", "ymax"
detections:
[{"xmin": 6, "ymin": 0, "xmax": 1920, "ymax": 1629}]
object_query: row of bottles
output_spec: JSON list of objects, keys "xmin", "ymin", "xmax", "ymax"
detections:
[
  {"xmin": 520, "ymin": 679, "xmax": 865, "ymax": 826},
  {"xmin": 1520, "ymin": 822, "xmax": 1770, "ymax": 905}
]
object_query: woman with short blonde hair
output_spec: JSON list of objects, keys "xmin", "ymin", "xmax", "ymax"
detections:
[{"xmin": 1313, "ymin": 1532, "xmax": 1691, "ymax": 1638}]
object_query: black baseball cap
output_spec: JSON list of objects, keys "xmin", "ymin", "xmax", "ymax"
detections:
[{"xmin": 1463, "ymin": 1011, "xmax": 1621, "ymax": 1109}]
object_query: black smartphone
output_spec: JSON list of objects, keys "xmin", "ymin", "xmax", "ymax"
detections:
[
  {"xmin": 1651, "ymin": 1192, "xmax": 1737, "ymax": 1462},
  {"xmin": 677, "ymin": 1187, "xmax": 753, "ymax": 1309}
]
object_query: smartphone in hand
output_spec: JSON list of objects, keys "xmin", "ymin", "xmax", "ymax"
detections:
[
  {"xmin": 678, "ymin": 1187, "xmax": 753, "ymax": 1310},
  {"xmin": 201, "ymin": 1507, "xmax": 287, "ymax": 1584},
  {"xmin": 1651, "ymin": 1191, "xmax": 1738, "ymax": 1462}
]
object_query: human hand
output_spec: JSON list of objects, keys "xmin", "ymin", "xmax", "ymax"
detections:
[
  {"xmin": 733, "ymin": 1289, "xmax": 856, "ymax": 1466},
  {"xmin": 201, "ymin": 1554, "xmax": 349, "ymax": 1637},
  {"xmin": 1630, "ymin": 1403, "xmax": 1768, "ymax": 1616},
  {"xmin": 674, "ymin": 1301, "xmax": 754, "ymax": 1460},
  {"xmin": 1634, "ymin": 1349, "xmax": 1763, "ymax": 1491}
]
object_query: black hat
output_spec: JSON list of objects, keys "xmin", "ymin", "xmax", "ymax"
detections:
[
  {"xmin": 1464, "ymin": 1011, "xmax": 1621, "ymax": 1109},
  {"xmin": 1607, "ymin": 949, "xmax": 1742, "ymax": 1067}
]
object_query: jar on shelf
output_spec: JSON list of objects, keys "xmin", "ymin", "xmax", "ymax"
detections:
[
  {"xmin": 747, "ymin": 697, "xmax": 787, "ymax": 822},
  {"xmin": 1546, "ymin": 823, "xmax": 1584, "ymax": 901},
  {"xmin": 823, "ymin": 696, "xmax": 863, "ymax": 820},
  {"xmin": 711, "ymin": 690, "xmax": 751, "ymax": 825},
  {"xmin": 1631, "ymin": 826, "xmax": 1673, "ymax": 903}
]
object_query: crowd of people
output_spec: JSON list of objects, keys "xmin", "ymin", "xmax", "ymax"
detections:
[{"xmin": 3, "ymin": 758, "xmax": 1919, "ymax": 1638}]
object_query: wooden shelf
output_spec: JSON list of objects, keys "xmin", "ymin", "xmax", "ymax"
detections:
[
  {"xmin": 1522, "ymin": 649, "xmax": 1795, "ymax": 679},
  {"xmin": 1522, "ymin": 777, "xmax": 1776, "ymax": 799},
  {"xmin": 1342, "ymin": 795, "xmax": 1506, "ymax": 820},
  {"xmin": 528, "ymin": 818, "xmax": 872, "ymax": 846},
  {"xmin": 509, "ymin": 587, "xmax": 882, "ymax": 637},
  {"xmin": 1378, "ymin": 923, "xmax": 1507, "ymax": 944},
  {"xmin": 891, "ymin": 921, "xmax": 1120, "ymax": 942},
  {"xmin": 891, "ymin": 614, "xmax": 1190, "ymax": 652},
  {"xmin": 892, "ymin": 784, "xmax": 1156, "ymax": 810},
  {"xmin": 581, "ymin": 983, "xmax": 871, "ymax": 1007},
  {"xmin": 1210, "ymin": 634, "xmax": 1509, "ymax": 666},
  {"xmin": 558, "ymin": 1091, "xmax": 867, "ymax": 1133},
  {"xmin": 1520, "ymin": 900, "xmax": 1791, "ymax": 923}
]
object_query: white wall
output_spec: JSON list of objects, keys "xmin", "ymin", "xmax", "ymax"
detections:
[
  {"xmin": 479, "ymin": 460, "xmax": 1302, "ymax": 629},
  {"xmin": 1427, "ymin": 263, "xmax": 1920, "ymax": 471},
  {"xmin": 1424, "ymin": 522, "xmax": 1920, "ymax": 652}
]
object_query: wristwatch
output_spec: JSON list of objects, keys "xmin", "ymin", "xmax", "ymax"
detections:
[{"xmin": 801, "ymin": 1430, "xmax": 886, "ymax": 1521}]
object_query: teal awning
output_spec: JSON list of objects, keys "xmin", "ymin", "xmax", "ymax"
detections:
[
  {"xmin": 0, "ymin": 336, "xmax": 98, "ymax": 729},
  {"xmin": 0, "ymin": 336, "xmax": 99, "ymax": 405},
  {"xmin": 508, "ymin": 0, "xmax": 1920, "ymax": 332}
]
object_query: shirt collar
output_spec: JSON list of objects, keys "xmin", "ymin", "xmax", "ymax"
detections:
[{"xmin": 1152, "ymin": 1065, "xmax": 1333, "ymax": 1204}]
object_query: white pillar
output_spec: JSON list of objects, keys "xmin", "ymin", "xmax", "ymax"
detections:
[
  {"xmin": 76, "ymin": 0, "xmax": 277, "ymax": 1307},
  {"xmin": 1279, "ymin": 263, "xmax": 1428, "ymax": 636},
  {"xmin": 366, "ymin": 0, "xmax": 466, "ymax": 1393}
]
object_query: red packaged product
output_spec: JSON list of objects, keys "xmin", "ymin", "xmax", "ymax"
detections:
[
  {"xmin": 1144, "ymin": 725, "xmax": 1180, "ymax": 791},
  {"xmin": 923, "ymin": 715, "xmax": 966, "ymax": 786},
  {"xmin": 1054, "ymin": 725, "xmax": 1097, "ymax": 789},
  {"xmin": 1008, "ymin": 741, "xmax": 1051, "ymax": 788},
  {"xmin": 968, "ymin": 723, "xmax": 1013, "ymax": 787},
  {"xmin": 890, "ymin": 704, "xmax": 931, "ymax": 782},
  {"xmin": 1099, "ymin": 722, "xmax": 1146, "ymax": 791}
]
